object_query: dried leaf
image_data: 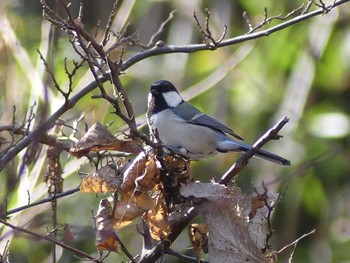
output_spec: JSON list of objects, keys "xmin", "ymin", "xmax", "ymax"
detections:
[
  {"xmin": 80, "ymin": 162, "xmax": 124, "ymax": 193},
  {"xmin": 180, "ymin": 182, "xmax": 276, "ymax": 263},
  {"xmin": 121, "ymin": 151, "xmax": 160, "ymax": 194},
  {"xmin": 95, "ymin": 199, "xmax": 119, "ymax": 252},
  {"xmin": 144, "ymin": 193, "xmax": 173, "ymax": 240},
  {"xmin": 249, "ymin": 195, "xmax": 265, "ymax": 219},
  {"xmin": 45, "ymin": 145, "xmax": 63, "ymax": 194},
  {"xmin": 188, "ymin": 223, "xmax": 208, "ymax": 260},
  {"xmin": 163, "ymin": 155, "xmax": 190, "ymax": 179},
  {"xmin": 70, "ymin": 123, "xmax": 141, "ymax": 158},
  {"xmin": 114, "ymin": 192, "xmax": 156, "ymax": 229},
  {"xmin": 134, "ymin": 154, "xmax": 160, "ymax": 193}
]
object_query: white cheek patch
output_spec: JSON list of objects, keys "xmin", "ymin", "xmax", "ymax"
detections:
[
  {"xmin": 163, "ymin": 91, "xmax": 183, "ymax": 108},
  {"xmin": 147, "ymin": 93, "xmax": 153, "ymax": 107}
]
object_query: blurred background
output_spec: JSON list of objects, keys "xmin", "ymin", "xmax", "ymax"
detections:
[{"xmin": 0, "ymin": 0, "xmax": 350, "ymax": 262}]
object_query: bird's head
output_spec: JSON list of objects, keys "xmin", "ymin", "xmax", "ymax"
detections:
[{"xmin": 148, "ymin": 80, "xmax": 183, "ymax": 112}]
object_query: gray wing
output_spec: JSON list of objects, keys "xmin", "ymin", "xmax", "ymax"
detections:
[{"xmin": 172, "ymin": 102, "xmax": 244, "ymax": 141}]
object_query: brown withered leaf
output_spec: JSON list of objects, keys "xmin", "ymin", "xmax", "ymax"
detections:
[
  {"xmin": 188, "ymin": 223, "xmax": 208, "ymax": 260},
  {"xmin": 80, "ymin": 162, "xmax": 124, "ymax": 193},
  {"xmin": 114, "ymin": 191, "xmax": 156, "ymax": 229},
  {"xmin": 70, "ymin": 123, "xmax": 141, "ymax": 158},
  {"xmin": 121, "ymin": 151, "xmax": 160, "ymax": 194},
  {"xmin": 134, "ymin": 154, "xmax": 160, "ymax": 193},
  {"xmin": 143, "ymin": 193, "xmax": 172, "ymax": 240},
  {"xmin": 249, "ymin": 195, "xmax": 265, "ymax": 220},
  {"xmin": 163, "ymin": 155, "xmax": 190, "ymax": 179},
  {"xmin": 180, "ymin": 182, "xmax": 277, "ymax": 263},
  {"xmin": 95, "ymin": 199, "xmax": 119, "ymax": 252}
]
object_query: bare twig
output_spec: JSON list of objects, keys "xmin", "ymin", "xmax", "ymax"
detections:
[
  {"xmin": 0, "ymin": 218, "xmax": 102, "ymax": 263},
  {"xmin": 138, "ymin": 206, "xmax": 199, "ymax": 263},
  {"xmin": 1, "ymin": 187, "xmax": 80, "ymax": 219},
  {"xmin": 314, "ymin": 0, "xmax": 337, "ymax": 13},
  {"xmin": 277, "ymin": 229, "xmax": 316, "ymax": 258},
  {"xmin": 245, "ymin": 5, "xmax": 305, "ymax": 34},
  {"xmin": 140, "ymin": 218, "xmax": 153, "ymax": 250},
  {"xmin": 38, "ymin": 50, "xmax": 72, "ymax": 102},
  {"xmin": 148, "ymin": 10, "xmax": 177, "ymax": 47},
  {"xmin": 254, "ymin": 183, "xmax": 287, "ymax": 253},
  {"xmin": 64, "ymin": 58, "xmax": 85, "ymax": 96},
  {"xmin": 121, "ymin": 0, "xmax": 349, "ymax": 70},
  {"xmin": 102, "ymin": 0, "xmax": 122, "ymax": 46},
  {"xmin": 242, "ymin": 11, "xmax": 253, "ymax": 32},
  {"xmin": 219, "ymin": 116, "xmax": 290, "ymax": 185},
  {"xmin": 193, "ymin": 8, "xmax": 227, "ymax": 49}
]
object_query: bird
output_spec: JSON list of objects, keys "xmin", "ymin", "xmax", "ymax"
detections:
[{"xmin": 146, "ymin": 80, "xmax": 290, "ymax": 166}]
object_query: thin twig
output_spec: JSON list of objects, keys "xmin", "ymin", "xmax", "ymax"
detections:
[
  {"xmin": 102, "ymin": 0, "xmax": 122, "ymax": 46},
  {"xmin": 193, "ymin": 9, "xmax": 227, "ymax": 49},
  {"xmin": 121, "ymin": 0, "xmax": 349, "ymax": 70},
  {"xmin": 148, "ymin": 10, "xmax": 176, "ymax": 47},
  {"xmin": 219, "ymin": 116, "xmax": 290, "ymax": 185},
  {"xmin": 302, "ymin": 0, "xmax": 315, "ymax": 15},
  {"xmin": 277, "ymin": 229, "xmax": 316, "ymax": 256},
  {"xmin": 64, "ymin": 58, "xmax": 85, "ymax": 95},
  {"xmin": 1, "ymin": 187, "xmax": 80, "ymax": 219},
  {"xmin": 314, "ymin": 0, "xmax": 337, "ymax": 13},
  {"xmin": 245, "ymin": 4, "xmax": 305, "ymax": 34},
  {"xmin": 38, "ymin": 50, "xmax": 72, "ymax": 102},
  {"xmin": 0, "ymin": 218, "xmax": 102, "ymax": 263}
]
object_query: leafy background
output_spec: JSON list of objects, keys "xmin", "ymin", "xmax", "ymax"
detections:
[{"xmin": 0, "ymin": 0, "xmax": 350, "ymax": 262}]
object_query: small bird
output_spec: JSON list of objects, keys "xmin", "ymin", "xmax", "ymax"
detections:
[{"xmin": 146, "ymin": 80, "xmax": 290, "ymax": 166}]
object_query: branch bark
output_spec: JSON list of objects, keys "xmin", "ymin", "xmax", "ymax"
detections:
[{"xmin": 219, "ymin": 116, "xmax": 290, "ymax": 185}]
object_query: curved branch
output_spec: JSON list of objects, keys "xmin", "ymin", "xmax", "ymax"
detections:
[
  {"xmin": 219, "ymin": 116, "xmax": 290, "ymax": 185},
  {"xmin": 120, "ymin": 0, "xmax": 348, "ymax": 71}
]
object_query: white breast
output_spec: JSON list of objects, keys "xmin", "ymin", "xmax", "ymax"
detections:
[{"xmin": 149, "ymin": 110, "xmax": 220, "ymax": 159}]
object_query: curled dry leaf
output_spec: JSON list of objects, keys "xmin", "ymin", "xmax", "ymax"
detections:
[
  {"xmin": 180, "ymin": 182, "xmax": 277, "ymax": 263},
  {"xmin": 81, "ymin": 150, "xmax": 161, "ymax": 230},
  {"xmin": 80, "ymin": 162, "xmax": 124, "ymax": 193},
  {"xmin": 95, "ymin": 199, "xmax": 119, "ymax": 252},
  {"xmin": 114, "ymin": 191, "xmax": 156, "ymax": 229},
  {"xmin": 188, "ymin": 223, "xmax": 208, "ymax": 260},
  {"xmin": 121, "ymin": 151, "xmax": 160, "ymax": 194},
  {"xmin": 70, "ymin": 123, "xmax": 141, "ymax": 158},
  {"xmin": 143, "ymin": 193, "xmax": 173, "ymax": 240}
]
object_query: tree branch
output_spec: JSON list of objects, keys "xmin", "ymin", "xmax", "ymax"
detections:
[
  {"xmin": 1, "ymin": 187, "xmax": 80, "ymax": 219},
  {"xmin": 121, "ymin": 0, "xmax": 349, "ymax": 70},
  {"xmin": 0, "ymin": 218, "xmax": 102, "ymax": 263},
  {"xmin": 219, "ymin": 116, "xmax": 290, "ymax": 185}
]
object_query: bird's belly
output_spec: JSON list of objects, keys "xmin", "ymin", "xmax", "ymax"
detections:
[{"xmin": 150, "ymin": 111, "xmax": 219, "ymax": 158}]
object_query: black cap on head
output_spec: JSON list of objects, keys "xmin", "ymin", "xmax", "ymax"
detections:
[{"xmin": 151, "ymin": 80, "xmax": 178, "ymax": 94}]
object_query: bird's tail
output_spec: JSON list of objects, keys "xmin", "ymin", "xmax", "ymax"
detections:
[
  {"xmin": 218, "ymin": 140, "xmax": 290, "ymax": 166},
  {"xmin": 251, "ymin": 147, "xmax": 290, "ymax": 166}
]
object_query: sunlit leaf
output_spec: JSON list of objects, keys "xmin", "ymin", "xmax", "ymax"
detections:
[{"xmin": 70, "ymin": 123, "xmax": 141, "ymax": 158}]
